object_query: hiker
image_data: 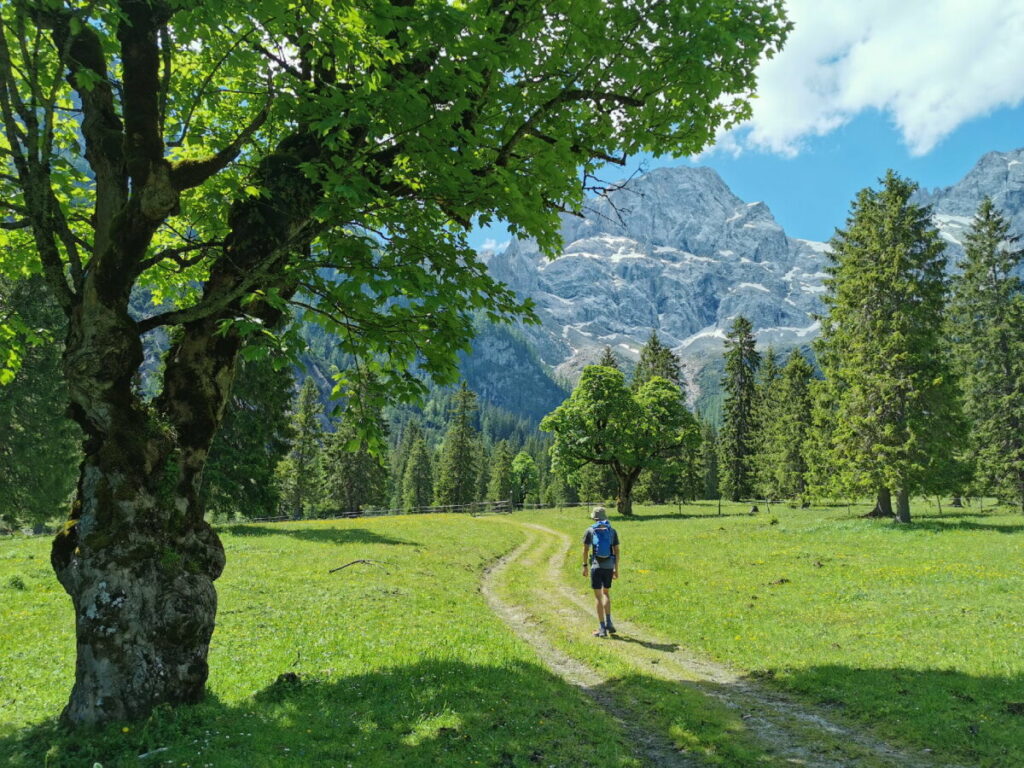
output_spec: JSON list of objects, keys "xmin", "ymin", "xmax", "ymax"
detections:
[{"xmin": 582, "ymin": 506, "xmax": 619, "ymax": 637}]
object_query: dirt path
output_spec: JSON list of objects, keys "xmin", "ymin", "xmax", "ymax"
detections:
[
  {"xmin": 481, "ymin": 528, "xmax": 705, "ymax": 768},
  {"xmin": 481, "ymin": 519, "xmax": 966, "ymax": 768}
]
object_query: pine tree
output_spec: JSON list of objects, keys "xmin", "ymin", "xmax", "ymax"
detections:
[
  {"xmin": 202, "ymin": 353, "xmax": 294, "ymax": 520},
  {"xmin": 632, "ymin": 331, "xmax": 686, "ymax": 390},
  {"xmin": 817, "ymin": 171, "xmax": 961, "ymax": 522},
  {"xmin": 487, "ymin": 440, "xmax": 515, "ymax": 502},
  {"xmin": 757, "ymin": 350, "xmax": 815, "ymax": 503},
  {"xmin": 948, "ymin": 198, "xmax": 1024, "ymax": 511},
  {"xmin": 598, "ymin": 346, "xmax": 620, "ymax": 370},
  {"xmin": 277, "ymin": 377, "xmax": 323, "ymax": 518},
  {"xmin": 401, "ymin": 437, "xmax": 434, "ymax": 512},
  {"xmin": 719, "ymin": 316, "xmax": 761, "ymax": 501},
  {"xmin": 434, "ymin": 383, "xmax": 481, "ymax": 507},
  {"xmin": 700, "ymin": 420, "xmax": 720, "ymax": 499},
  {"xmin": 318, "ymin": 402, "xmax": 390, "ymax": 515}
]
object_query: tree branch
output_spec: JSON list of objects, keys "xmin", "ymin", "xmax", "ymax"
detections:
[
  {"xmin": 495, "ymin": 88, "xmax": 644, "ymax": 168},
  {"xmin": 170, "ymin": 90, "xmax": 272, "ymax": 191}
]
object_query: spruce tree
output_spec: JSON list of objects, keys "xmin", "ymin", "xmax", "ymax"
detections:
[
  {"xmin": 817, "ymin": 171, "xmax": 961, "ymax": 522},
  {"xmin": 202, "ymin": 353, "xmax": 294, "ymax": 520},
  {"xmin": 632, "ymin": 330, "xmax": 700, "ymax": 502},
  {"xmin": 434, "ymin": 383, "xmax": 481, "ymax": 507},
  {"xmin": 389, "ymin": 421, "xmax": 423, "ymax": 510},
  {"xmin": 757, "ymin": 350, "xmax": 815, "ymax": 503},
  {"xmin": 318, "ymin": 403, "xmax": 390, "ymax": 515},
  {"xmin": 948, "ymin": 198, "xmax": 1024, "ymax": 511},
  {"xmin": 277, "ymin": 377, "xmax": 323, "ymax": 518},
  {"xmin": 401, "ymin": 437, "xmax": 434, "ymax": 513},
  {"xmin": 752, "ymin": 347, "xmax": 782, "ymax": 499},
  {"xmin": 633, "ymin": 331, "xmax": 686, "ymax": 390},
  {"xmin": 700, "ymin": 420, "xmax": 720, "ymax": 499},
  {"xmin": 0, "ymin": 278, "xmax": 81, "ymax": 529},
  {"xmin": 598, "ymin": 346, "xmax": 620, "ymax": 370},
  {"xmin": 719, "ymin": 316, "xmax": 761, "ymax": 501},
  {"xmin": 476, "ymin": 443, "xmax": 492, "ymax": 505},
  {"xmin": 487, "ymin": 440, "xmax": 515, "ymax": 502}
]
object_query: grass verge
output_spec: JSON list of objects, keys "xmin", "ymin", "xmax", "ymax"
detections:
[
  {"xmin": 518, "ymin": 501, "xmax": 1024, "ymax": 767},
  {"xmin": 1, "ymin": 515, "xmax": 640, "ymax": 768}
]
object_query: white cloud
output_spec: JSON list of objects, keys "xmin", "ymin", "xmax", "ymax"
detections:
[
  {"xmin": 720, "ymin": 0, "xmax": 1024, "ymax": 156},
  {"xmin": 479, "ymin": 238, "xmax": 510, "ymax": 253}
]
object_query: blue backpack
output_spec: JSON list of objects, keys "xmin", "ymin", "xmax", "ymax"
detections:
[{"xmin": 590, "ymin": 521, "xmax": 615, "ymax": 561}]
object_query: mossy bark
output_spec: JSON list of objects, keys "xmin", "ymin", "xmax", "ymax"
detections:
[{"xmin": 52, "ymin": 296, "xmax": 234, "ymax": 724}]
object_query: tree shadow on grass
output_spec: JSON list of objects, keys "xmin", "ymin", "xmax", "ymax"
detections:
[
  {"xmin": 890, "ymin": 519, "xmax": 1024, "ymax": 534},
  {"xmin": 613, "ymin": 511, "xmax": 752, "ymax": 523},
  {"xmin": 0, "ymin": 660, "xmax": 638, "ymax": 768},
  {"xmin": 221, "ymin": 524, "xmax": 417, "ymax": 547},
  {"xmin": 4, "ymin": 660, "xmax": 1021, "ymax": 768},
  {"xmin": 757, "ymin": 665, "xmax": 1024, "ymax": 767}
]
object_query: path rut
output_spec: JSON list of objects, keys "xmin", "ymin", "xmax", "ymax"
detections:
[{"xmin": 481, "ymin": 519, "xmax": 967, "ymax": 768}]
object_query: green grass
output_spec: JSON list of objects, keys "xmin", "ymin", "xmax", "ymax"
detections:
[
  {"xmin": 519, "ymin": 501, "xmax": 1024, "ymax": 767},
  {"xmin": 489, "ymin": 521, "xmax": 782, "ymax": 766},
  {"xmin": 0, "ymin": 516, "xmax": 641, "ymax": 768},
  {"xmin": 3, "ymin": 502, "xmax": 1024, "ymax": 767}
]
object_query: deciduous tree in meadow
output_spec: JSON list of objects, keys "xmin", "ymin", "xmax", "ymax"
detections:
[
  {"xmin": 0, "ymin": 0, "xmax": 789, "ymax": 724},
  {"xmin": 511, "ymin": 450, "xmax": 539, "ymax": 507},
  {"xmin": 542, "ymin": 367, "xmax": 698, "ymax": 516}
]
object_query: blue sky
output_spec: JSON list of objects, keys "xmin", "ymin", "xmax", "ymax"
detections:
[{"xmin": 470, "ymin": 0, "xmax": 1024, "ymax": 250}]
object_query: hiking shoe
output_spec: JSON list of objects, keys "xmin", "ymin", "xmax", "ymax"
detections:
[
  {"xmin": 593, "ymin": 627, "xmax": 608, "ymax": 638},
  {"xmin": 606, "ymin": 622, "xmax": 617, "ymax": 634}
]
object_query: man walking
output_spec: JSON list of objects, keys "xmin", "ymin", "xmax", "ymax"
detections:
[{"xmin": 582, "ymin": 506, "xmax": 619, "ymax": 637}]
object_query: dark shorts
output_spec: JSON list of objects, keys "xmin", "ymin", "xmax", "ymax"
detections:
[{"xmin": 590, "ymin": 566, "xmax": 613, "ymax": 590}]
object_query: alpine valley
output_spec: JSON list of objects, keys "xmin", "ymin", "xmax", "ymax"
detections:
[{"xmin": 472, "ymin": 146, "xmax": 1024, "ymax": 422}]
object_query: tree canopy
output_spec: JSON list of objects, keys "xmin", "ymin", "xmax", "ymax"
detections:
[
  {"xmin": 541, "ymin": 366, "xmax": 698, "ymax": 516},
  {"xmin": 0, "ymin": 0, "xmax": 790, "ymax": 726},
  {"xmin": 816, "ymin": 171, "xmax": 961, "ymax": 522},
  {"xmin": 948, "ymin": 198, "xmax": 1024, "ymax": 510}
]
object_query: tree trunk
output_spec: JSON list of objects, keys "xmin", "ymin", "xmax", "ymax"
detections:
[
  {"xmin": 51, "ymin": 448, "xmax": 225, "ymax": 724},
  {"xmin": 895, "ymin": 488, "xmax": 912, "ymax": 523},
  {"xmin": 950, "ymin": 495, "xmax": 963, "ymax": 508},
  {"xmin": 53, "ymin": 299, "xmax": 247, "ymax": 724},
  {"xmin": 864, "ymin": 487, "xmax": 894, "ymax": 518},
  {"xmin": 615, "ymin": 469, "xmax": 638, "ymax": 516}
]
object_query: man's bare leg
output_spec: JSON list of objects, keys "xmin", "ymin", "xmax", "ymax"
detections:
[
  {"xmin": 602, "ymin": 589, "xmax": 612, "ymax": 628},
  {"xmin": 593, "ymin": 589, "xmax": 607, "ymax": 627}
]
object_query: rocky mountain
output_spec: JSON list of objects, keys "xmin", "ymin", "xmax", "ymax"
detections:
[
  {"xmin": 484, "ymin": 165, "xmax": 829, "ymax": 400},
  {"xmin": 920, "ymin": 147, "xmax": 1024, "ymax": 265},
  {"xmin": 482, "ymin": 147, "xmax": 1024, "ymax": 413}
]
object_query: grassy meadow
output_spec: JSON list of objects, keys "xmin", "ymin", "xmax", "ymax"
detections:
[
  {"xmin": 1, "ymin": 501, "xmax": 1022, "ymax": 766},
  {"xmin": 520, "ymin": 501, "xmax": 1024, "ymax": 767}
]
